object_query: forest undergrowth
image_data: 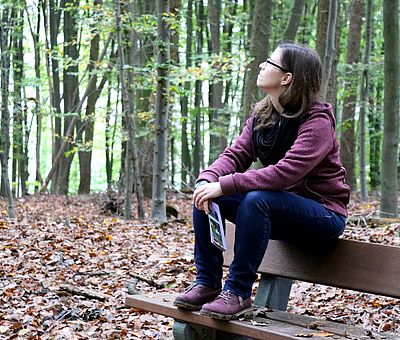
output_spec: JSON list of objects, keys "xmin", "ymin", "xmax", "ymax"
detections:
[{"xmin": 0, "ymin": 192, "xmax": 399, "ymax": 339}]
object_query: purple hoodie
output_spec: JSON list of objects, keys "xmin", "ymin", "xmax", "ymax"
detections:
[{"xmin": 198, "ymin": 101, "xmax": 350, "ymax": 217}]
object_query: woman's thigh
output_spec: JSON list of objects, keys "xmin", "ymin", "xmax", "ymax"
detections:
[{"xmin": 242, "ymin": 190, "xmax": 346, "ymax": 242}]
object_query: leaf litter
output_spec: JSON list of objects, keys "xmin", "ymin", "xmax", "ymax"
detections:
[{"xmin": 0, "ymin": 192, "xmax": 399, "ymax": 338}]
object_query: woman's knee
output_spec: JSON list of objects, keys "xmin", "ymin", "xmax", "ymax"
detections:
[{"xmin": 240, "ymin": 190, "xmax": 276, "ymax": 213}]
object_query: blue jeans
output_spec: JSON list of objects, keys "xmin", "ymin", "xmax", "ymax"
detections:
[{"xmin": 193, "ymin": 190, "xmax": 346, "ymax": 299}]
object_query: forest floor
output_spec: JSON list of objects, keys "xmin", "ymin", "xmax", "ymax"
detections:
[{"xmin": 0, "ymin": 191, "xmax": 399, "ymax": 339}]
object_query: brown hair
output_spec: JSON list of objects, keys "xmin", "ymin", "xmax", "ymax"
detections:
[{"xmin": 253, "ymin": 43, "xmax": 322, "ymax": 130}]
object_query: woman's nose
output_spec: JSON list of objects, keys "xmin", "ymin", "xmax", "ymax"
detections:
[{"xmin": 259, "ymin": 61, "xmax": 266, "ymax": 70}]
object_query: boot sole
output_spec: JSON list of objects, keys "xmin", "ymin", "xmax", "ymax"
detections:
[
  {"xmin": 199, "ymin": 306, "xmax": 254, "ymax": 321},
  {"xmin": 173, "ymin": 300, "xmax": 203, "ymax": 311}
]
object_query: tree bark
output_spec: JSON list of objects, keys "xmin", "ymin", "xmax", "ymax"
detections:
[
  {"xmin": 12, "ymin": 5, "xmax": 25, "ymax": 196},
  {"xmin": 49, "ymin": 0, "xmax": 63, "ymax": 193},
  {"xmin": 151, "ymin": 0, "xmax": 170, "ymax": 223},
  {"xmin": 180, "ymin": 0, "xmax": 193, "ymax": 189},
  {"xmin": 368, "ymin": 77, "xmax": 382, "ymax": 191},
  {"xmin": 241, "ymin": 0, "xmax": 273, "ymax": 124},
  {"xmin": 0, "ymin": 5, "xmax": 16, "ymax": 216},
  {"xmin": 115, "ymin": 0, "xmax": 145, "ymax": 219},
  {"xmin": 316, "ymin": 0, "xmax": 341, "ymax": 109},
  {"xmin": 320, "ymin": 0, "xmax": 338, "ymax": 101},
  {"xmin": 77, "ymin": 0, "xmax": 102, "ymax": 194},
  {"xmin": 208, "ymin": 0, "xmax": 226, "ymax": 163},
  {"xmin": 359, "ymin": 0, "xmax": 373, "ymax": 200},
  {"xmin": 340, "ymin": 0, "xmax": 364, "ymax": 190},
  {"xmin": 56, "ymin": 0, "xmax": 80, "ymax": 195},
  {"xmin": 193, "ymin": 0, "xmax": 205, "ymax": 180},
  {"xmin": 380, "ymin": 0, "xmax": 399, "ymax": 217},
  {"xmin": 282, "ymin": 0, "xmax": 305, "ymax": 42}
]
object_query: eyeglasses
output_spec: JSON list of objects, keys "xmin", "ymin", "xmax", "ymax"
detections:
[{"xmin": 266, "ymin": 58, "xmax": 289, "ymax": 73}]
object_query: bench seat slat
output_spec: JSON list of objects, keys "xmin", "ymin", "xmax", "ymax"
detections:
[
  {"xmin": 223, "ymin": 222, "xmax": 400, "ymax": 298},
  {"xmin": 125, "ymin": 294, "xmax": 397, "ymax": 339}
]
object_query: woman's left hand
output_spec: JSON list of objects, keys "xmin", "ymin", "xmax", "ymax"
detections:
[{"xmin": 193, "ymin": 182, "xmax": 223, "ymax": 212}]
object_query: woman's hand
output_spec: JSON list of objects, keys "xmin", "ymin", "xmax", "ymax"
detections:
[{"xmin": 193, "ymin": 182, "xmax": 223, "ymax": 214}]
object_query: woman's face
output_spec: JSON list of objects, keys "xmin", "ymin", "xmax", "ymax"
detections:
[{"xmin": 257, "ymin": 48, "xmax": 291, "ymax": 94}]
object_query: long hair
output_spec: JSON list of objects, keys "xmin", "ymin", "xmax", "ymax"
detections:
[{"xmin": 254, "ymin": 43, "xmax": 322, "ymax": 130}]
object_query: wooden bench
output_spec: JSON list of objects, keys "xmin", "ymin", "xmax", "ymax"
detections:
[{"xmin": 125, "ymin": 222, "xmax": 400, "ymax": 339}]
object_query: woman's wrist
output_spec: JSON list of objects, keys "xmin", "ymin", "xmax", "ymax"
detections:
[{"xmin": 194, "ymin": 180, "xmax": 209, "ymax": 190}]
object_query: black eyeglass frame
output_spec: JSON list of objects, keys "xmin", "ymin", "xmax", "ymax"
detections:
[{"xmin": 266, "ymin": 58, "xmax": 290, "ymax": 73}]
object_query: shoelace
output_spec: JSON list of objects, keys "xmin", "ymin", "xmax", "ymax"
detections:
[
  {"xmin": 184, "ymin": 282, "xmax": 198, "ymax": 293},
  {"xmin": 218, "ymin": 290, "xmax": 244, "ymax": 306}
]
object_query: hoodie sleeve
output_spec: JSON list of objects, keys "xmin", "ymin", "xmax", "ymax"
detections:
[
  {"xmin": 219, "ymin": 112, "xmax": 334, "ymax": 195},
  {"xmin": 197, "ymin": 116, "xmax": 256, "ymax": 183}
]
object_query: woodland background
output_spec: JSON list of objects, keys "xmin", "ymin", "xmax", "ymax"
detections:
[
  {"xmin": 0, "ymin": 0, "xmax": 399, "ymax": 221},
  {"xmin": 0, "ymin": 0, "xmax": 400, "ymax": 338}
]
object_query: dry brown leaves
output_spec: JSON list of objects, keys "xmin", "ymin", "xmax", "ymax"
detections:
[{"xmin": 0, "ymin": 192, "xmax": 399, "ymax": 339}]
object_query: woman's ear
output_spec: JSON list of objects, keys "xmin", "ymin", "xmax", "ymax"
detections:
[{"xmin": 281, "ymin": 72, "xmax": 293, "ymax": 86}]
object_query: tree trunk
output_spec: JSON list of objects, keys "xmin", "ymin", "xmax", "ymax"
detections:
[
  {"xmin": 105, "ymin": 43, "xmax": 118, "ymax": 190},
  {"xmin": 340, "ymin": 0, "xmax": 364, "ymax": 190},
  {"xmin": 49, "ymin": 0, "xmax": 62, "ymax": 193},
  {"xmin": 57, "ymin": 0, "xmax": 80, "ymax": 195},
  {"xmin": 151, "ymin": 0, "xmax": 170, "ymax": 223},
  {"xmin": 368, "ymin": 78, "xmax": 382, "ymax": 191},
  {"xmin": 317, "ymin": 0, "xmax": 341, "ymax": 109},
  {"xmin": 380, "ymin": 0, "xmax": 399, "ymax": 217},
  {"xmin": 131, "ymin": 0, "xmax": 155, "ymax": 198},
  {"xmin": 241, "ymin": 0, "xmax": 273, "ymax": 124},
  {"xmin": 180, "ymin": 0, "xmax": 193, "ymax": 189},
  {"xmin": 282, "ymin": 0, "xmax": 305, "ymax": 42},
  {"xmin": 320, "ymin": 0, "xmax": 338, "ymax": 101},
  {"xmin": 359, "ymin": 0, "xmax": 373, "ymax": 200},
  {"xmin": 208, "ymin": 0, "xmax": 226, "ymax": 163},
  {"xmin": 169, "ymin": 0, "xmax": 180, "ymax": 188},
  {"xmin": 222, "ymin": 0, "xmax": 237, "ymax": 108},
  {"xmin": 12, "ymin": 5, "xmax": 25, "ymax": 196},
  {"xmin": 0, "ymin": 5, "xmax": 15, "ymax": 216},
  {"xmin": 78, "ymin": 0, "xmax": 102, "ymax": 194},
  {"xmin": 193, "ymin": 0, "xmax": 205, "ymax": 180},
  {"xmin": 115, "ymin": 0, "xmax": 145, "ymax": 219}
]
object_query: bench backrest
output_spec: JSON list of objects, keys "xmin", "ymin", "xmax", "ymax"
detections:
[{"xmin": 223, "ymin": 222, "xmax": 400, "ymax": 299}]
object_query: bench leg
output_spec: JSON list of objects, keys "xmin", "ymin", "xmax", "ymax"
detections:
[
  {"xmin": 254, "ymin": 274, "xmax": 293, "ymax": 310},
  {"xmin": 173, "ymin": 320, "xmax": 216, "ymax": 340}
]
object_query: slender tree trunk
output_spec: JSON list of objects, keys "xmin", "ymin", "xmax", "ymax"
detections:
[
  {"xmin": 241, "ymin": 0, "xmax": 273, "ymax": 124},
  {"xmin": 368, "ymin": 78, "xmax": 382, "ymax": 190},
  {"xmin": 57, "ymin": 0, "xmax": 80, "ymax": 194},
  {"xmin": 208, "ymin": 0, "xmax": 226, "ymax": 163},
  {"xmin": 359, "ymin": 0, "xmax": 373, "ymax": 200},
  {"xmin": 317, "ymin": 0, "xmax": 341, "ymax": 109},
  {"xmin": 78, "ymin": 0, "xmax": 102, "ymax": 194},
  {"xmin": 340, "ymin": 0, "xmax": 364, "ymax": 190},
  {"xmin": 33, "ymin": 2, "xmax": 42, "ymax": 194},
  {"xmin": 49, "ymin": 0, "xmax": 62, "ymax": 193},
  {"xmin": 131, "ymin": 0, "xmax": 155, "ymax": 198},
  {"xmin": 193, "ymin": 0, "xmax": 205, "ymax": 180},
  {"xmin": 12, "ymin": 5, "xmax": 24, "ymax": 196},
  {"xmin": 0, "ymin": 6, "xmax": 15, "ymax": 216},
  {"xmin": 115, "ymin": 0, "xmax": 145, "ymax": 219},
  {"xmin": 25, "ymin": 1, "xmax": 42, "ymax": 194},
  {"xmin": 320, "ymin": 0, "xmax": 338, "ymax": 101},
  {"xmin": 380, "ymin": 0, "xmax": 399, "ymax": 217},
  {"xmin": 222, "ymin": 0, "xmax": 237, "ymax": 108},
  {"xmin": 151, "ymin": 0, "xmax": 170, "ymax": 223},
  {"xmin": 180, "ymin": 0, "xmax": 193, "ymax": 189},
  {"xmin": 282, "ymin": 0, "xmax": 305, "ymax": 42},
  {"xmin": 169, "ymin": 0, "xmax": 180, "ymax": 188},
  {"xmin": 105, "ymin": 42, "xmax": 117, "ymax": 190}
]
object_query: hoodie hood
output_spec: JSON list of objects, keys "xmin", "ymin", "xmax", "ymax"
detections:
[{"xmin": 303, "ymin": 101, "xmax": 336, "ymax": 128}]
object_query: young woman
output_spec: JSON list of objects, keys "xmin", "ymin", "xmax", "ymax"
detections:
[{"xmin": 174, "ymin": 42, "xmax": 350, "ymax": 320}]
